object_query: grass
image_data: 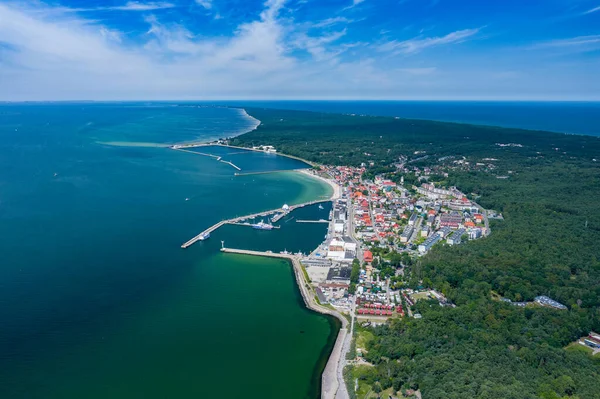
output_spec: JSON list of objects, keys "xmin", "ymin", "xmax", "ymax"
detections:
[
  {"xmin": 565, "ymin": 341, "xmax": 600, "ymax": 358},
  {"xmin": 356, "ymin": 329, "xmax": 375, "ymax": 353},
  {"xmin": 410, "ymin": 292, "xmax": 431, "ymax": 301}
]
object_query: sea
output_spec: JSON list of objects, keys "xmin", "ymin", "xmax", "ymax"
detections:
[
  {"xmin": 215, "ymin": 100, "xmax": 600, "ymax": 137},
  {"xmin": 2, "ymin": 100, "xmax": 599, "ymax": 398},
  {"xmin": 0, "ymin": 103, "xmax": 336, "ymax": 398}
]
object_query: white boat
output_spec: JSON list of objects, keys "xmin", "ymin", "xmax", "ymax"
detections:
[
  {"xmin": 198, "ymin": 232, "xmax": 210, "ymax": 241},
  {"xmin": 318, "ymin": 204, "xmax": 324, "ymax": 210},
  {"xmin": 252, "ymin": 220, "xmax": 274, "ymax": 230}
]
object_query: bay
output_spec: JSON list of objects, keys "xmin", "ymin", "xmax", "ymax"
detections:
[{"xmin": 0, "ymin": 104, "xmax": 336, "ymax": 398}]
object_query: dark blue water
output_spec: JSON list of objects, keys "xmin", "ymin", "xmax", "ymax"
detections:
[
  {"xmin": 0, "ymin": 103, "xmax": 335, "ymax": 398},
  {"xmin": 211, "ymin": 101, "xmax": 600, "ymax": 137}
]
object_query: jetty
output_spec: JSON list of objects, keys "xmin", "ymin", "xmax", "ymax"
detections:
[
  {"xmin": 220, "ymin": 248, "xmax": 349, "ymax": 399},
  {"xmin": 171, "ymin": 143, "xmax": 316, "ymax": 167},
  {"xmin": 219, "ymin": 160, "xmax": 241, "ymax": 170},
  {"xmin": 181, "ymin": 199, "xmax": 332, "ymax": 248},
  {"xmin": 172, "ymin": 146, "xmax": 241, "ymax": 171},
  {"xmin": 296, "ymin": 219, "xmax": 330, "ymax": 224}
]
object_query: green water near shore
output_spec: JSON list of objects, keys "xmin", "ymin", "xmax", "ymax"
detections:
[{"xmin": 0, "ymin": 103, "xmax": 337, "ymax": 398}]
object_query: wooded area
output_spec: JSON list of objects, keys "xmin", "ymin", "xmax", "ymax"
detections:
[{"xmin": 234, "ymin": 107, "xmax": 600, "ymax": 398}]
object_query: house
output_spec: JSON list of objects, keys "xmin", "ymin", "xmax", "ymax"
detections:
[
  {"xmin": 447, "ymin": 228, "xmax": 466, "ymax": 245},
  {"xmin": 469, "ymin": 228, "xmax": 482, "ymax": 240},
  {"xmin": 418, "ymin": 233, "xmax": 441, "ymax": 253},
  {"xmin": 363, "ymin": 250, "xmax": 373, "ymax": 263}
]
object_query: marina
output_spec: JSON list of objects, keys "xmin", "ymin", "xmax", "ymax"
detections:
[{"xmin": 181, "ymin": 198, "xmax": 333, "ymax": 248}]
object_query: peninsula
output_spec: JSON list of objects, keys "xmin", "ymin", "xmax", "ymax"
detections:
[{"xmin": 217, "ymin": 107, "xmax": 600, "ymax": 399}]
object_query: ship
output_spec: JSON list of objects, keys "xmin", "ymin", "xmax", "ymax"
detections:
[
  {"xmin": 318, "ymin": 204, "xmax": 324, "ymax": 210},
  {"xmin": 252, "ymin": 220, "xmax": 274, "ymax": 230},
  {"xmin": 198, "ymin": 232, "xmax": 210, "ymax": 241}
]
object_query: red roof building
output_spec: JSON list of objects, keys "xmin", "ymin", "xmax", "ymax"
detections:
[{"xmin": 364, "ymin": 250, "xmax": 373, "ymax": 263}]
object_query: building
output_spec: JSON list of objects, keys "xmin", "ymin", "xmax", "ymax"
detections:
[
  {"xmin": 418, "ymin": 233, "xmax": 441, "ymax": 253},
  {"xmin": 408, "ymin": 213, "xmax": 418, "ymax": 226},
  {"xmin": 469, "ymin": 228, "xmax": 483, "ymax": 240},
  {"xmin": 363, "ymin": 250, "xmax": 373, "ymax": 263},
  {"xmin": 400, "ymin": 226, "xmax": 414, "ymax": 243},
  {"xmin": 534, "ymin": 295, "xmax": 567, "ymax": 310},
  {"xmin": 326, "ymin": 266, "xmax": 352, "ymax": 285},
  {"xmin": 421, "ymin": 226, "xmax": 430, "ymax": 238},
  {"xmin": 439, "ymin": 212, "xmax": 462, "ymax": 229},
  {"xmin": 438, "ymin": 226, "xmax": 452, "ymax": 238},
  {"xmin": 447, "ymin": 228, "xmax": 466, "ymax": 245},
  {"xmin": 326, "ymin": 237, "xmax": 355, "ymax": 262}
]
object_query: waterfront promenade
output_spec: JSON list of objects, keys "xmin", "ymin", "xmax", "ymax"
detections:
[{"xmin": 220, "ymin": 248, "xmax": 349, "ymax": 399}]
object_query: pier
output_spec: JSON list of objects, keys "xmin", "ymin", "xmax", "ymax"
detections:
[
  {"xmin": 181, "ymin": 199, "xmax": 332, "ymax": 248},
  {"xmin": 296, "ymin": 219, "xmax": 330, "ymax": 224},
  {"xmin": 172, "ymin": 146, "xmax": 242, "ymax": 171},
  {"xmin": 171, "ymin": 143, "xmax": 316, "ymax": 167},
  {"xmin": 219, "ymin": 160, "xmax": 241, "ymax": 170}
]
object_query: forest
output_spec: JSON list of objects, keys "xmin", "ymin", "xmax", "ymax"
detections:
[{"xmin": 233, "ymin": 107, "xmax": 600, "ymax": 398}]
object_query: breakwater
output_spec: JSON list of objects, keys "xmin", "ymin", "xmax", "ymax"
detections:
[
  {"xmin": 181, "ymin": 199, "xmax": 332, "ymax": 248},
  {"xmin": 220, "ymin": 248, "xmax": 349, "ymax": 399}
]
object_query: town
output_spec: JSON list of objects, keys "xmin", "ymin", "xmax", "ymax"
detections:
[
  {"xmin": 298, "ymin": 159, "xmax": 568, "ymax": 324},
  {"xmin": 302, "ymin": 161, "xmax": 492, "ymax": 322}
]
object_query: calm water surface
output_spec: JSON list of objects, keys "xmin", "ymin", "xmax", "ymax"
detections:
[{"xmin": 0, "ymin": 104, "xmax": 336, "ymax": 398}]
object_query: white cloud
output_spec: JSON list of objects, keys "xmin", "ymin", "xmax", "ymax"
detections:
[
  {"xmin": 378, "ymin": 28, "xmax": 480, "ymax": 54},
  {"xmin": 312, "ymin": 17, "xmax": 352, "ymax": 28},
  {"xmin": 583, "ymin": 5, "xmax": 600, "ymax": 14},
  {"xmin": 112, "ymin": 1, "xmax": 175, "ymax": 11},
  {"xmin": 531, "ymin": 35, "xmax": 600, "ymax": 53},
  {"xmin": 0, "ymin": 1, "xmax": 597, "ymax": 100},
  {"xmin": 195, "ymin": 0, "xmax": 212, "ymax": 10},
  {"xmin": 60, "ymin": 2, "xmax": 176, "ymax": 12}
]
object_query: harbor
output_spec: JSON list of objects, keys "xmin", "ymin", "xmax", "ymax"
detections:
[
  {"xmin": 219, "ymin": 248, "xmax": 348, "ymax": 399},
  {"xmin": 181, "ymin": 198, "xmax": 334, "ymax": 248}
]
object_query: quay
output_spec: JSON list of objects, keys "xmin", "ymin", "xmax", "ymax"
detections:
[
  {"xmin": 220, "ymin": 248, "xmax": 348, "ymax": 399},
  {"xmin": 181, "ymin": 199, "xmax": 332, "ymax": 248}
]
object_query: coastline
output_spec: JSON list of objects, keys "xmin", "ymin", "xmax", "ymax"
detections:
[
  {"xmin": 220, "ymin": 249, "xmax": 348, "ymax": 399},
  {"xmin": 173, "ymin": 111, "xmax": 347, "ymax": 398}
]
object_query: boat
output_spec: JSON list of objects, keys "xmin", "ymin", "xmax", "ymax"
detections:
[
  {"xmin": 252, "ymin": 220, "xmax": 274, "ymax": 230},
  {"xmin": 318, "ymin": 204, "xmax": 324, "ymax": 210},
  {"xmin": 198, "ymin": 232, "xmax": 210, "ymax": 241}
]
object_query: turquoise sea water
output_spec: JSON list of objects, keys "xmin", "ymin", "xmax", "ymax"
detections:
[{"xmin": 0, "ymin": 104, "xmax": 335, "ymax": 398}]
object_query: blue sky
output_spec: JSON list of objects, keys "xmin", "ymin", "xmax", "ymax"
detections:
[{"xmin": 0, "ymin": 0, "xmax": 599, "ymax": 100}]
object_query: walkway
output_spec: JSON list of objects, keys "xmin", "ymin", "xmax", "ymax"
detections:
[{"xmin": 220, "ymin": 248, "xmax": 349, "ymax": 399}]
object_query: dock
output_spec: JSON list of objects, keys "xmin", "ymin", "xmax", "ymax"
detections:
[
  {"xmin": 181, "ymin": 199, "xmax": 332, "ymax": 248},
  {"xmin": 296, "ymin": 219, "xmax": 330, "ymax": 224}
]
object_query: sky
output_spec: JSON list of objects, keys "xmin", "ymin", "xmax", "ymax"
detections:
[{"xmin": 0, "ymin": 0, "xmax": 599, "ymax": 101}]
